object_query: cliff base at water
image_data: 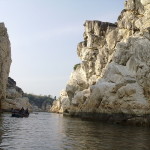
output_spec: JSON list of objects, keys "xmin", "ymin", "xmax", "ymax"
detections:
[{"xmin": 51, "ymin": 0, "xmax": 150, "ymax": 126}]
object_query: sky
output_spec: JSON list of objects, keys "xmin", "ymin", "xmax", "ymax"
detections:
[{"xmin": 0, "ymin": 0, "xmax": 124, "ymax": 97}]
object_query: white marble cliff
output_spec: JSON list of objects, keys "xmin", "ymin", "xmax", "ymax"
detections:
[
  {"xmin": 0, "ymin": 23, "xmax": 31, "ymax": 111},
  {"xmin": 51, "ymin": 0, "xmax": 150, "ymax": 124},
  {"xmin": 0, "ymin": 23, "xmax": 11, "ymax": 103}
]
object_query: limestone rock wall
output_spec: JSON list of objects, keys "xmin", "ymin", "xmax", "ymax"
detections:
[
  {"xmin": 51, "ymin": 90, "xmax": 70, "ymax": 113},
  {"xmin": 6, "ymin": 77, "xmax": 23, "ymax": 99},
  {"xmin": 0, "ymin": 23, "xmax": 11, "ymax": 105},
  {"xmin": 1, "ymin": 77, "xmax": 32, "ymax": 111},
  {"xmin": 51, "ymin": 0, "xmax": 150, "ymax": 119},
  {"xmin": 0, "ymin": 23, "xmax": 32, "ymax": 112}
]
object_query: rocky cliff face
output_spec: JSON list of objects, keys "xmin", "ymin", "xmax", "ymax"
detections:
[
  {"xmin": 51, "ymin": 0, "xmax": 150, "ymax": 124},
  {"xmin": 0, "ymin": 23, "xmax": 11, "ymax": 107},
  {"xmin": 24, "ymin": 93, "xmax": 54, "ymax": 112},
  {"xmin": 0, "ymin": 23, "xmax": 32, "ymax": 111},
  {"xmin": 1, "ymin": 77, "xmax": 32, "ymax": 111}
]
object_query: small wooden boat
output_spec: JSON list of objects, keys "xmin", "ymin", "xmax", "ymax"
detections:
[
  {"xmin": 12, "ymin": 113, "xmax": 29, "ymax": 118},
  {"xmin": 11, "ymin": 108, "xmax": 29, "ymax": 118}
]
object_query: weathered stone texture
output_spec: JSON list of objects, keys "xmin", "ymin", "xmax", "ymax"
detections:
[
  {"xmin": 2, "ymin": 77, "xmax": 32, "ymax": 111},
  {"xmin": 0, "ymin": 24, "xmax": 32, "ymax": 111},
  {"xmin": 0, "ymin": 23, "xmax": 11, "ymax": 107},
  {"xmin": 51, "ymin": 0, "xmax": 150, "ymax": 122}
]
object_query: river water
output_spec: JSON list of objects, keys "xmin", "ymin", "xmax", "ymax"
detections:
[{"xmin": 0, "ymin": 112, "xmax": 150, "ymax": 150}]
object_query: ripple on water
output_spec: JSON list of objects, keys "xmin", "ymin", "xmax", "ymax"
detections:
[{"xmin": 0, "ymin": 112, "xmax": 150, "ymax": 150}]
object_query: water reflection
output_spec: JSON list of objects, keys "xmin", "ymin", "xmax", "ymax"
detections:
[
  {"xmin": 0, "ymin": 113, "xmax": 150, "ymax": 150},
  {"xmin": 62, "ymin": 117, "xmax": 150, "ymax": 150},
  {"xmin": 0, "ymin": 113, "xmax": 4, "ymax": 145}
]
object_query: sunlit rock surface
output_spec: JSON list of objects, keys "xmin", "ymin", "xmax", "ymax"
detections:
[
  {"xmin": 0, "ymin": 23, "xmax": 11, "ymax": 106},
  {"xmin": 51, "ymin": 0, "xmax": 150, "ymax": 124},
  {"xmin": 0, "ymin": 23, "xmax": 32, "ymax": 111}
]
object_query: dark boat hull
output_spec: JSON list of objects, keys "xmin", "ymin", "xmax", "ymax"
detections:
[
  {"xmin": 12, "ymin": 113, "xmax": 29, "ymax": 118},
  {"xmin": 11, "ymin": 108, "xmax": 29, "ymax": 118}
]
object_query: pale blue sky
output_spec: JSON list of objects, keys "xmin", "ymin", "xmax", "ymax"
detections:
[{"xmin": 0, "ymin": 0, "xmax": 124, "ymax": 97}]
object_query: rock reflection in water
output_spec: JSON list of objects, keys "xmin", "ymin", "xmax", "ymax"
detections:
[{"xmin": 0, "ymin": 113, "xmax": 150, "ymax": 150}]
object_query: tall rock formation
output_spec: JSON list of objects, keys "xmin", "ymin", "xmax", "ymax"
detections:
[
  {"xmin": 0, "ymin": 23, "xmax": 32, "ymax": 111},
  {"xmin": 0, "ymin": 23, "xmax": 11, "ymax": 109},
  {"xmin": 51, "ymin": 0, "xmax": 150, "ymax": 124}
]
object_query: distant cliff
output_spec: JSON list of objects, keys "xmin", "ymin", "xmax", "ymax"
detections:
[
  {"xmin": 51, "ymin": 0, "xmax": 150, "ymax": 125},
  {"xmin": 24, "ymin": 93, "xmax": 54, "ymax": 112}
]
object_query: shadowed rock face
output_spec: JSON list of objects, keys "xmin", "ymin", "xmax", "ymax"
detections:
[
  {"xmin": 52, "ymin": 0, "xmax": 150, "ymax": 123},
  {"xmin": 0, "ymin": 23, "xmax": 11, "ymax": 108},
  {"xmin": 6, "ymin": 77, "xmax": 24, "ymax": 99},
  {"xmin": 1, "ymin": 77, "xmax": 32, "ymax": 112},
  {"xmin": 7, "ymin": 77, "xmax": 16, "ymax": 88}
]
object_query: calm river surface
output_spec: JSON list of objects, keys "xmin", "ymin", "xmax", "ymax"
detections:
[{"xmin": 0, "ymin": 112, "xmax": 150, "ymax": 150}]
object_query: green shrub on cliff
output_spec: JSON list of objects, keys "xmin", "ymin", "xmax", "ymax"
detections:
[{"xmin": 73, "ymin": 63, "xmax": 80, "ymax": 70}]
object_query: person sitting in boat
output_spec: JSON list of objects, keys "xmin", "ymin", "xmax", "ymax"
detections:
[
  {"xmin": 19, "ymin": 107, "xmax": 25, "ymax": 114},
  {"xmin": 11, "ymin": 108, "xmax": 14, "ymax": 112},
  {"xmin": 11, "ymin": 107, "xmax": 29, "ymax": 117},
  {"xmin": 24, "ymin": 108, "xmax": 29, "ymax": 115}
]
